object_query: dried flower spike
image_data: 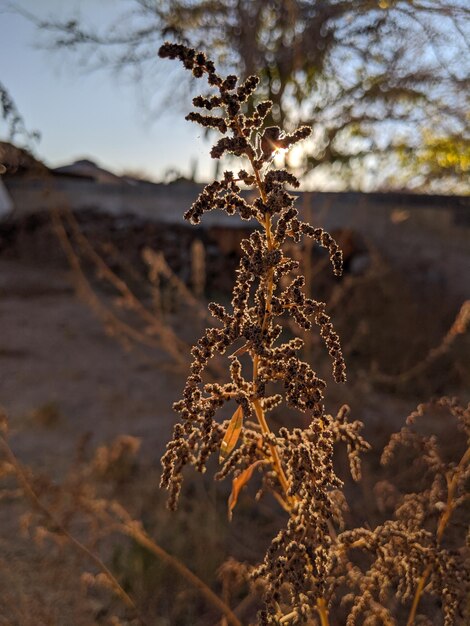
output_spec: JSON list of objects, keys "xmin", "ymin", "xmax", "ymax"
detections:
[{"xmin": 158, "ymin": 42, "xmax": 364, "ymax": 623}]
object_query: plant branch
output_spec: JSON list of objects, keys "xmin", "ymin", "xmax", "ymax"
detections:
[
  {"xmin": 0, "ymin": 434, "xmax": 147, "ymax": 626},
  {"xmin": 117, "ymin": 520, "xmax": 243, "ymax": 626},
  {"xmin": 406, "ymin": 445, "xmax": 470, "ymax": 625},
  {"xmin": 244, "ymin": 130, "xmax": 331, "ymax": 626},
  {"xmin": 0, "ymin": 420, "xmax": 241, "ymax": 626}
]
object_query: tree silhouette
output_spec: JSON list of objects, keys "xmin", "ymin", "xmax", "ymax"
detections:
[{"xmin": 30, "ymin": 0, "xmax": 469, "ymax": 190}]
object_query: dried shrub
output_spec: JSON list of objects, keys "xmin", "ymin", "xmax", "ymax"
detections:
[{"xmin": 157, "ymin": 43, "xmax": 469, "ymax": 625}]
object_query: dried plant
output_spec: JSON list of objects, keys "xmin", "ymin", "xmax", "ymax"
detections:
[
  {"xmin": 337, "ymin": 397, "xmax": 470, "ymax": 625},
  {"xmin": 373, "ymin": 300, "xmax": 470, "ymax": 387},
  {"xmin": 157, "ymin": 43, "xmax": 469, "ymax": 625},
  {"xmin": 142, "ymin": 245, "xmax": 211, "ymax": 323},
  {"xmin": 156, "ymin": 43, "xmax": 363, "ymax": 624},
  {"xmin": 190, "ymin": 238, "xmax": 206, "ymax": 298},
  {"xmin": 0, "ymin": 409, "xmax": 242, "ymax": 626},
  {"xmin": 51, "ymin": 206, "xmax": 189, "ymax": 368}
]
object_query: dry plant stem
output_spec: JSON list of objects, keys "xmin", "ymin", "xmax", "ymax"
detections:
[
  {"xmin": 142, "ymin": 247, "xmax": 212, "ymax": 323},
  {"xmin": 1, "ymin": 427, "xmax": 240, "ymax": 626},
  {"xmin": 48, "ymin": 196, "xmax": 193, "ymax": 369},
  {"xmin": 244, "ymin": 138, "xmax": 291, "ymax": 498},
  {"xmin": 247, "ymin": 144, "xmax": 331, "ymax": 626},
  {"xmin": 0, "ymin": 436, "xmax": 147, "ymax": 626},
  {"xmin": 54, "ymin": 210, "xmax": 226, "ymax": 377},
  {"xmin": 406, "ymin": 445, "xmax": 470, "ymax": 626},
  {"xmin": 252, "ymin": 397, "xmax": 290, "ymax": 497},
  {"xmin": 63, "ymin": 209, "xmax": 188, "ymax": 366},
  {"xmin": 374, "ymin": 300, "xmax": 470, "ymax": 386},
  {"xmin": 316, "ymin": 598, "xmax": 330, "ymax": 626},
  {"xmin": 117, "ymin": 522, "xmax": 242, "ymax": 626},
  {"xmin": 51, "ymin": 211, "xmax": 167, "ymax": 353}
]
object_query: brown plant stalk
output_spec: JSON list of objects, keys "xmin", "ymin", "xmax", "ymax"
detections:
[
  {"xmin": 157, "ymin": 41, "xmax": 356, "ymax": 625},
  {"xmin": 245, "ymin": 140, "xmax": 331, "ymax": 626},
  {"xmin": 58, "ymin": 207, "xmax": 189, "ymax": 366},
  {"xmin": 406, "ymin": 445, "xmax": 470, "ymax": 626},
  {"xmin": 0, "ymin": 433, "xmax": 145, "ymax": 624}
]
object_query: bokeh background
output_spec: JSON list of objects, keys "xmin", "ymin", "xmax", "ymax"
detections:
[{"xmin": 0, "ymin": 1, "xmax": 469, "ymax": 624}]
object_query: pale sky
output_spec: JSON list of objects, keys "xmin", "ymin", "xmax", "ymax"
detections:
[{"xmin": 0, "ymin": 0, "xmax": 216, "ymax": 182}]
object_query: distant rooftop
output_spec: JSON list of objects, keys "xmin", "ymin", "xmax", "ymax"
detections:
[{"xmin": 53, "ymin": 159, "xmax": 123, "ymax": 184}]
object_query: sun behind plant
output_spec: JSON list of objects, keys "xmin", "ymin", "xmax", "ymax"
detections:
[{"xmin": 158, "ymin": 42, "xmax": 368, "ymax": 625}]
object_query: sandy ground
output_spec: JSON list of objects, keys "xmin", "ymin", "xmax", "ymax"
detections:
[{"xmin": 0, "ymin": 259, "xmax": 186, "ymax": 466}]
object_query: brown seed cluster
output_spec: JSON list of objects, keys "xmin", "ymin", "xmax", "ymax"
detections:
[
  {"xmin": 335, "ymin": 398, "xmax": 470, "ymax": 625},
  {"xmin": 253, "ymin": 419, "xmax": 340, "ymax": 621},
  {"xmin": 157, "ymin": 42, "xmax": 368, "ymax": 623}
]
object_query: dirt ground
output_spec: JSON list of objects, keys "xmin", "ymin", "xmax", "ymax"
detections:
[
  {"xmin": 0, "ymin": 258, "xmax": 189, "ymax": 625},
  {"xmin": 0, "ymin": 258, "xmax": 185, "ymax": 463}
]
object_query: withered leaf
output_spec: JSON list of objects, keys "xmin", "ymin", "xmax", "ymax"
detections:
[
  {"xmin": 229, "ymin": 343, "xmax": 249, "ymax": 358},
  {"xmin": 219, "ymin": 405, "xmax": 244, "ymax": 463},
  {"xmin": 228, "ymin": 460, "xmax": 263, "ymax": 520}
]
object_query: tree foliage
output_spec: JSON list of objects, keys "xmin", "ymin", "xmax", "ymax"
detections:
[
  {"xmin": 33, "ymin": 0, "xmax": 469, "ymax": 191},
  {"xmin": 0, "ymin": 80, "xmax": 39, "ymax": 145}
]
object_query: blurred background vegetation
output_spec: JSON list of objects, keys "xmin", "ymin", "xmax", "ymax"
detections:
[
  {"xmin": 0, "ymin": 2, "xmax": 469, "ymax": 625},
  {"xmin": 16, "ymin": 0, "xmax": 470, "ymax": 192}
]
